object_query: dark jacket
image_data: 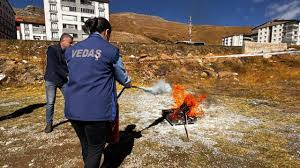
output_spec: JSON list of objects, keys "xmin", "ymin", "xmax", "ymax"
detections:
[
  {"xmin": 44, "ymin": 44, "xmax": 69, "ymax": 85},
  {"xmin": 64, "ymin": 33, "xmax": 130, "ymax": 121}
]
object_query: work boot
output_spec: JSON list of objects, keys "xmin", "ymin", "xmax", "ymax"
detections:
[{"xmin": 44, "ymin": 123, "xmax": 53, "ymax": 133}]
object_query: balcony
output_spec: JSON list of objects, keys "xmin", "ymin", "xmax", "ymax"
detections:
[
  {"xmin": 50, "ymin": 18, "xmax": 58, "ymax": 22},
  {"xmin": 51, "ymin": 28, "xmax": 59, "ymax": 32},
  {"xmin": 285, "ymin": 31, "xmax": 294, "ymax": 35},
  {"xmin": 285, "ymin": 24, "xmax": 299, "ymax": 28},
  {"xmin": 49, "ymin": 9, "xmax": 58, "ymax": 13},
  {"xmin": 52, "ymin": 37, "xmax": 59, "ymax": 41},
  {"xmin": 33, "ymin": 27, "xmax": 45, "ymax": 34},
  {"xmin": 99, "ymin": 7, "xmax": 105, "ymax": 12},
  {"xmin": 62, "ymin": 28, "xmax": 79, "ymax": 33},
  {"xmin": 99, "ymin": 5, "xmax": 105, "ymax": 11},
  {"xmin": 49, "ymin": 0, "xmax": 57, "ymax": 4},
  {"xmin": 283, "ymin": 37, "xmax": 298, "ymax": 42}
]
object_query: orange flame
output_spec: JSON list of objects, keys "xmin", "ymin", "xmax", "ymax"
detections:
[{"xmin": 171, "ymin": 85, "xmax": 206, "ymax": 119}]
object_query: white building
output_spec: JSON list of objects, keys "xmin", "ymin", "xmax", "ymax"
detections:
[
  {"xmin": 222, "ymin": 34, "xmax": 252, "ymax": 46},
  {"xmin": 16, "ymin": 18, "xmax": 47, "ymax": 40},
  {"xmin": 283, "ymin": 20, "xmax": 300, "ymax": 45},
  {"xmin": 252, "ymin": 19, "xmax": 300, "ymax": 45},
  {"xmin": 43, "ymin": 0, "xmax": 109, "ymax": 41}
]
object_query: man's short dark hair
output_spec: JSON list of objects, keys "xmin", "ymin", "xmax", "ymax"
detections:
[{"xmin": 60, "ymin": 33, "xmax": 73, "ymax": 42}]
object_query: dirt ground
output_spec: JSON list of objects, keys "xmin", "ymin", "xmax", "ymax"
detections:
[
  {"xmin": 0, "ymin": 44, "xmax": 300, "ymax": 167},
  {"xmin": 0, "ymin": 78, "xmax": 299, "ymax": 168}
]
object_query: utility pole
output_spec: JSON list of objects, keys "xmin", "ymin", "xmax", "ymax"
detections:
[{"xmin": 189, "ymin": 16, "xmax": 192, "ymax": 42}]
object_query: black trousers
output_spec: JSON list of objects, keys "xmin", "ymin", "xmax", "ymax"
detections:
[{"xmin": 70, "ymin": 120, "xmax": 109, "ymax": 168}]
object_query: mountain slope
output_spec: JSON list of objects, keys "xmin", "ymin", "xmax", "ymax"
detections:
[
  {"xmin": 14, "ymin": 5, "xmax": 44, "ymax": 24},
  {"xmin": 110, "ymin": 13, "xmax": 252, "ymax": 45}
]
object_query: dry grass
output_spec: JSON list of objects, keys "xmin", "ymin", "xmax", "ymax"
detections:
[
  {"xmin": 110, "ymin": 13, "xmax": 251, "ymax": 44},
  {"xmin": 1, "ymin": 79, "xmax": 299, "ymax": 167}
]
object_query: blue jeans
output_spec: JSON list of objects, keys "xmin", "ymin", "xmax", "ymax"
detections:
[{"xmin": 45, "ymin": 81, "xmax": 67, "ymax": 125}]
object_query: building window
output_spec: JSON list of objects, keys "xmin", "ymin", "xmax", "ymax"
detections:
[
  {"xmin": 51, "ymin": 23, "xmax": 58, "ymax": 29},
  {"xmin": 81, "ymin": 17, "xmax": 89, "ymax": 22},
  {"xmin": 62, "ymin": 15, "xmax": 77, "ymax": 21},
  {"xmin": 50, "ymin": 13, "xmax": 58, "ymax": 21},
  {"xmin": 100, "ymin": 11, "xmax": 105, "ymax": 17},
  {"xmin": 81, "ymin": 8, "xmax": 94, "ymax": 14},
  {"xmin": 33, "ymin": 36, "xmax": 41, "ymax": 40},
  {"xmin": 50, "ymin": 4, "xmax": 57, "ymax": 12},
  {"xmin": 62, "ymin": 6, "xmax": 76, "ymax": 12},
  {"xmin": 80, "ymin": 0, "xmax": 92, "ymax": 5},
  {"xmin": 63, "ymin": 24, "xmax": 78, "ymax": 30},
  {"xmin": 295, "ymin": 31, "xmax": 298, "ymax": 35},
  {"xmin": 52, "ymin": 32, "xmax": 59, "ymax": 39}
]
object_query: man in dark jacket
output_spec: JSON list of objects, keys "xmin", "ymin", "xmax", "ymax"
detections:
[{"xmin": 44, "ymin": 33, "xmax": 73, "ymax": 133}]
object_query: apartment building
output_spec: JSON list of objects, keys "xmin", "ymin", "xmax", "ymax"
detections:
[
  {"xmin": 282, "ymin": 20, "xmax": 300, "ymax": 45},
  {"xmin": 253, "ymin": 20, "xmax": 286, "ymax": 43},
  {"xmin": 43, "ymin": 0, "xmax": 109, "ymax": 41},
  {"xmin": 252, "ymin": 19, "xmax": 300, "ymax": 45},
  {"xmin": 16, "ymin": 18, "xmax": 47, "ymax": 40},
  {"xmin": 222, "ymin": 34, "xmax": 252, "ymax": 46},
  {"xmin": 0, "ymin": 0, "xmax": 16, "ymax": 39}
]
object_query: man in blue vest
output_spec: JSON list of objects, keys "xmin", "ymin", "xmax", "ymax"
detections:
[
  {"xmin": 64, "ymin": 17, "xmax": 131, "ymax": 168},
  {"xmin": 44, "ymin": 33, "xmax": 73, "ymax": 133}
]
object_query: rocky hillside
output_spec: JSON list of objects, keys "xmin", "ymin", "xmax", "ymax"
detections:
[
  {"xmin": 110, "ymin": 13, "xmax": 252, "ymax": 44},
  {"xmin": 14, "ymin": 5, "xmax": 44, "ymax": 24}
]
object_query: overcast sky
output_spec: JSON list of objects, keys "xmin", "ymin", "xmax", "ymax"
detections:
[{"xmin": 9, "ymin": 0, "xmax": 300, "ymax": 26}]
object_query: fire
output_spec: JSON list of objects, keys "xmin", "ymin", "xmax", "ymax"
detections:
[{"xmin": 171, "ymin": 85, "xmax": 206, "ymax": 119}]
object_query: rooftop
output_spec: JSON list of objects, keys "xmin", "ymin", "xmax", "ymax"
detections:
[{"xmin": 252, "ymin": 19, "xmax": 300, "ymax": 30}]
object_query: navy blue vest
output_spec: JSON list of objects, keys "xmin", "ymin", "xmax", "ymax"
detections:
[{"xmin": 64, "ymin": 33, "xmax": 119, "ymax": 121}]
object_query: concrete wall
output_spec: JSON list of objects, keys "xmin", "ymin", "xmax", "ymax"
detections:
[{"xmin": 243, "ymin": 41, "xmax": 287, "ymax": 54}]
